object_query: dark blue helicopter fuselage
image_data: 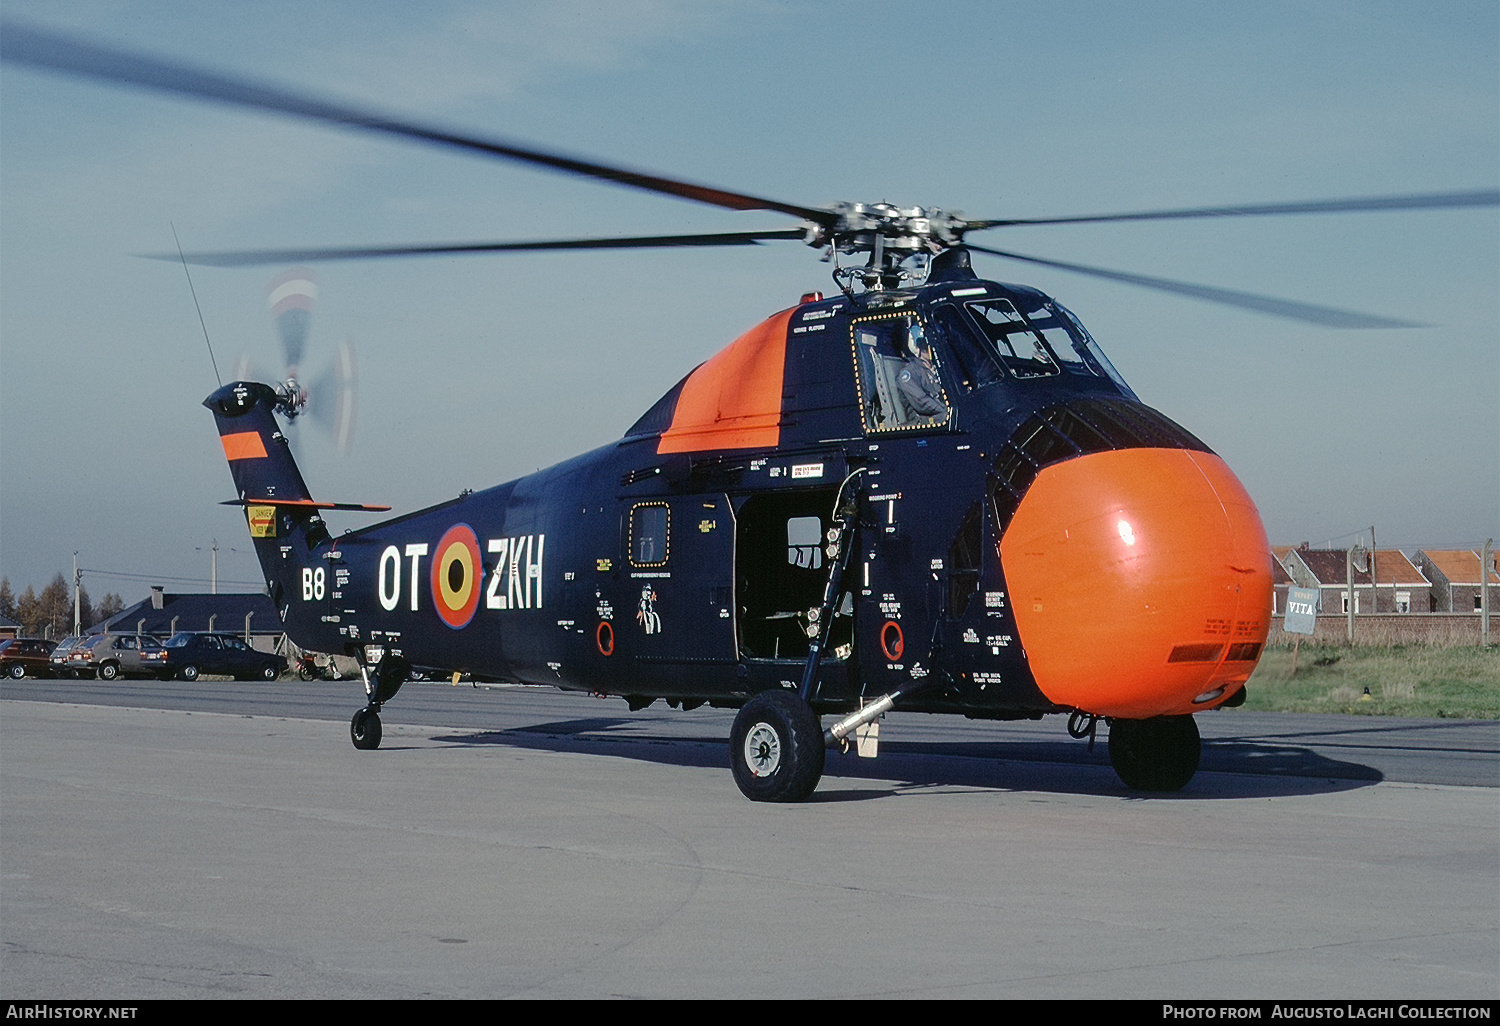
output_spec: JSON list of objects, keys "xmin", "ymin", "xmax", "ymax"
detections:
[{"xmin": 209, "ymin": 259, "xmax": 1270, "ymax": 722}]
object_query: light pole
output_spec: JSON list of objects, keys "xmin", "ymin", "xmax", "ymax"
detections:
[{"xmin": 72, "ymin": 552, "xmax": 81, "ymax": 636}]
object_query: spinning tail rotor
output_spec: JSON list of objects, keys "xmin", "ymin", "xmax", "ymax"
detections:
[{"xmin": 238, "ymin": 269, "xmax": 358, "ymax": 455}]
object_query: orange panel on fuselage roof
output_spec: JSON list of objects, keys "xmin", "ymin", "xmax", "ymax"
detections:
[{"xmin": 657, "ymin": 308, "xmax": 793, "ymax": 454}]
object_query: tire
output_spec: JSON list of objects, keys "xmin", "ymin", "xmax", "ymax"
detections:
[
  {"xmin": 7, "ymin": 663, "xmax": 25, "ymax": 679},
  {"xmin": 260, "ymin": 664, "xmax": 279, "ymax": 681},
  {"xmin": 350, "ymin": 708, "xmax": 382, "ymax": 750},
  {"xmin": 730, "ymin": 691, "xmax": 825, "ymax": 803},
  {"xmin": 298, "ymin": 665, "xmax": 317, "ymax": 681},
  {"xmin": 1108, "ymin": 715, "xmax": 1201, "ymax": 792},
  {"xmin": 179, "ymin": 664, "xmax": 200, "ymax": 682},
  {"xmin": 97, "ymin": 662, "xmax": 120, "ymax": 682}
]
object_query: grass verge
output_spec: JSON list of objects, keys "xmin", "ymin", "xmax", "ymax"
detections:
[{"xmin": 1243, "ymin": 643, "xmax": 1499, "ymax": 718}]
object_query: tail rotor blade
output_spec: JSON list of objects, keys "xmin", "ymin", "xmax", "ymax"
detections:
[
  {"xmin": 307, "ymin": 338, "xmax": 357, "ymax": 455},
  {"xmin": 232, "ymin": 352, "xmax": 275, "ymax": 384}
]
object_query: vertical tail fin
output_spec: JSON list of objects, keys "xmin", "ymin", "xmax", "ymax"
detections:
[
  {"xmin": 204, "ymin": 382, "xmax": 329, "ymax": 615},
  {"xmin": 204, "ymin": 381, "xmax": 314, "ymax": 504},
  {"xmin": 204, "ymin": 382, "xmax": 387, "ymax": 645}
]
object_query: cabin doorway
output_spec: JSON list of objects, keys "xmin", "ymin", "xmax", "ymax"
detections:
[{"xmin": 735, "ymin": 489, "xmax": 852, "ymax": 661}]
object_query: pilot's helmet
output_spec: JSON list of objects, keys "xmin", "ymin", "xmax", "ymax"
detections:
[{"xmin": 905, "ymin": 322, "xmax": 924, "ymax": 357}]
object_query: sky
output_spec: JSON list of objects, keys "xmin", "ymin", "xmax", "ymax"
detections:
[{"xmin": 1, "ymin": 0, "xmax": 1496, "ymax": 601}]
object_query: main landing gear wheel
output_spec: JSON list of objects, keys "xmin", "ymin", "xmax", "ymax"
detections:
[
  {"xmin": 730, "ymin": 690, "xmax": 825, "ymax": 803},
  {"xmin": 350, "ymin": 708, "xmax": 382, "ymax": 750},
  {"xmin": 1108, "ymin": 715, "xmax": 1201, "ymax": 792}
]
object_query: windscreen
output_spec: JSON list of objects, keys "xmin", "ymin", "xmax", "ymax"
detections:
[{"xmin": 929, "ymin": 287, "xmax": 1136, "ymax": 397}]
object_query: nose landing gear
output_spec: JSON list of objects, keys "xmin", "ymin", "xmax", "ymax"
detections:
[{"xmin": 1107, "ymin": 715, "xmax": 1201, "ymax": 791}]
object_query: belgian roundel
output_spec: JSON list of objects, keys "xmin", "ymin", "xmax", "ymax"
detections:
[{"xmin": 431, "ymin": 524, "xmax": 482, "ymax": 629}]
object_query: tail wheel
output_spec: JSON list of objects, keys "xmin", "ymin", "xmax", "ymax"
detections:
[
  {"xmin": 730, "ymin": 691, "xmax": 825, "ymax": 803},
  {"xmin": 350, "ymin": 708, "xmax": 382, "ymax": 750},
  {"xmin": 1108, "ymin": 715, "xmax": 1201, "ymax": 791}
]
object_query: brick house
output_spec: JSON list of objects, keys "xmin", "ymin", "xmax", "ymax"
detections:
[
  {"xmin": 1278, "ymin": 545, "xmax": 1431, "ymax": 614},
  {"xmin": 1269, "ymin": 548, "xmax": 1295, "ymax": 616},
  {"xmin": 1413, "ymin": 549, "xmax": 1500, "ymax": 614}
]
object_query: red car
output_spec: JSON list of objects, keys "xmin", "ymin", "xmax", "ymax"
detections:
[{"xmin": 0, "ymin": 638, "xmax": 56, "ymax": 678}]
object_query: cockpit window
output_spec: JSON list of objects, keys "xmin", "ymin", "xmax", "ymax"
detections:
[
  {"xmin": 930, "ymin": 305, "xmax": 1004, "ymax": 392},
  {"xmin": 965, "ymin": 298, "xmax": 1060, "ymax": 378},
  {"xmin": 1049, "ymin": 301, "xmax": 1137, "ymax": 398},
  {"xmin": 932, "ymin": 289, "xmax": 1136, "ymax": 397},
  {"xmin": 849, "ymin": 313, "xmax": 951, "ymax": 433},
  {"xmin": 1009, "ymin": 291, "xmax": 1136, "ymax": 393}
]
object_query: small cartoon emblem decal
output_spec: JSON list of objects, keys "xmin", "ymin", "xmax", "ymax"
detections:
[{"xmin": 636, "ymin": 584, "xmax": 661, "ymax": 635}]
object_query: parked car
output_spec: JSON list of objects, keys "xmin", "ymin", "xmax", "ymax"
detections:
[
  {"xmin": 0, "ymin": 638, "xmax": 57, "ymax": 678},
  {"xmin": 75, "ymin": 633, "xmax": 168, "ymax": 680},
  {"xmin": 49, "ymin": 636, "xmax": 88, "ymax": 678},
  {"xmin": 68, "ymin": 637, "xmax": 103, "ymax": 677},
  {"xmin": 162, "ymin": 632, "xmax": 286, "ymax": 681}
]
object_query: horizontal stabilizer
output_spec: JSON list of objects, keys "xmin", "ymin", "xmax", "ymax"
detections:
[{"xmin": 221, "ymin": 497, "xmax": 391, "ymax": 512}]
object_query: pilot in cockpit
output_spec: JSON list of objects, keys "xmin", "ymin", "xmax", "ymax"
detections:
[{"xmin": 896, "ymin": 322, "xmax": 946, "ymax": 418}]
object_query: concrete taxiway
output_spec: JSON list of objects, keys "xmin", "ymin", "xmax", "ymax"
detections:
[{"xmin": 1, "ymin": 687, "xmax": 1496, "ymax": 999}]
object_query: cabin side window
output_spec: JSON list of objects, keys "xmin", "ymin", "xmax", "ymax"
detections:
[
  {"xmin": 849, "ymin": 313, "xmax": 951, "ymax": 433},
  {"xmin": 629, "ymin": 502, "xmax": 670, "ymax": 567},
  {"xmin": 786, "ymin": 516, "xmax": 823, "ymax": 570}
]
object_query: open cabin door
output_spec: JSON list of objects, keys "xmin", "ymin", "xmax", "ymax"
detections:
[{"xmin": 733, "ymin": 488, "xmax": 853, "ymax": 668}]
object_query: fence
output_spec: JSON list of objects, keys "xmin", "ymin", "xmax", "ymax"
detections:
[{"xmin": 1266, "ymin": 614, "xmax": 1492, "ymax": 647}]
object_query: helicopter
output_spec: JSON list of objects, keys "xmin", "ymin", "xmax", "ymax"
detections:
[{"xmin": 5, "ymin": 21, "xmax": 1496, "ymax": 802}]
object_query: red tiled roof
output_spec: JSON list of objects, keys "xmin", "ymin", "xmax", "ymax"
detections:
[
  {"xmin": 1419, "ymin": 550, "xmax": 1500, "ymax": 586},
  {"xmin": 1282, "ymin": 547, "xmax": 1429, "ymax": 586},
  {"xmin": 1370, "ymin": 551, "xmax": 1429, "ymax": 586}
]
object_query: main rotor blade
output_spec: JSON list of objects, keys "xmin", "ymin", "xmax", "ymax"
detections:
[
  {"xmin": 966, "ymin": 190, "xmax": 1499, "ymax": 230},
  {"xmin": 147, "ymin": 229, "xmax": 808, "ymax": 267},
  {"xmin": 966, "ymin": 244, "xmax": 1423, "ymax": 329},
  {"xmin": 1, "ymin": 20, "xmax": 832, "ymax": 225}
]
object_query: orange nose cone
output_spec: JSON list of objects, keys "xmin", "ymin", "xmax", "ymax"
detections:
[{"xmin": 999, "ymin": 448, "xmax": 1272, "ymax": 719}]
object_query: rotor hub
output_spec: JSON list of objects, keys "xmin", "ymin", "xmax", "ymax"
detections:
[
  {"xmin": 275, "ymin": 376, "xmax": 308, "ymax": 419},
  {"xmin": 806, "ymin": 202, "xmax": 973, "ymax": 290}
]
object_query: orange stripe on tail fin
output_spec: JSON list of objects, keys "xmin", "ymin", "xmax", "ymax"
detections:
[{"xmin": 221, "ymin": 431, "xmax": 268, "ymax": 460}]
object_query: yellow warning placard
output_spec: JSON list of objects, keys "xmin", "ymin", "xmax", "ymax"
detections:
[{"xmin": 247, "ymin": 505, "xmax": 276, "ymax": 538}]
